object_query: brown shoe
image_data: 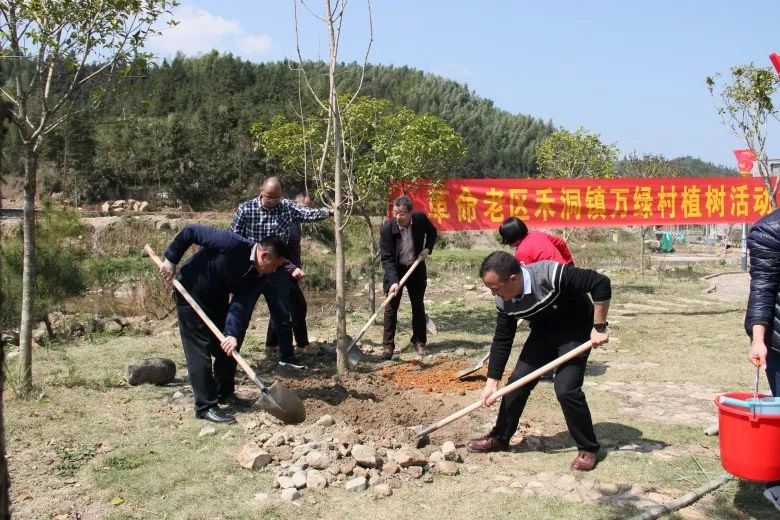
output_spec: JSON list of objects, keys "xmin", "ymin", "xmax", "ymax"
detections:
[
  {"xmin": 570, "ymin": 450, "xmax": 598, "ymax": 471},
  {"xmin": 414, "ymin": 341, "xmax": 429, "ymax": 356},
  {"xmin": 466, "ymin": 434, "xmax": 508, "ymax": 453},
  {"xmin": 380, "ymin": 345, "xmax": 395, "ymax": 361}
]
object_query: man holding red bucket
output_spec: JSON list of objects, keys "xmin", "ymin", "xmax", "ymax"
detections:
[{"xmin": 745, "ymin": 208, "xmax": 780, "ymax": 511}]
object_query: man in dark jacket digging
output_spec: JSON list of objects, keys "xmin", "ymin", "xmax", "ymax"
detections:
[
  {"xmin": 745, "ymin": 208, "xmax": 780, "ymax": 512},
  {"xmin": 158, "ymin": 224, "xmax": 287, "ymax": 424},
  {"xmin": 466, "ymin": 251, "xmax": 611, "ymax": 472},
  {"xmin": 379, "ymin": 195, "xmax": 438, "ymax": 359}
]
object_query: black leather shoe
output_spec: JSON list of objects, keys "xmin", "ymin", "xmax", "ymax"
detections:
[
  {"xmin": 197, "ymin": 407, "xmax": 236, "ymax": 424},
  {"xmin": 218, "ymin": 394, "xmax": 254, "ymax": 407}
]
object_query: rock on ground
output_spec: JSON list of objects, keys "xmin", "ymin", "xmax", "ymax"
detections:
[
  {"xmin": 280, "ymin": 488, "xmax": 300, "ymax": 501},
  {"xmin": 393, "ymin": 447, "xmax": 426, "ymax": 467},
  {"xmin": 435, "ymin": 460, "xmax": 459, "ymax": 476},
  {"xmin": 198, "ymin": 427, "xmax": 216, "ymax": 437},
  {"xmin": 345, "ymin": 476, "xmax": 367, "ymax": 492},
  {"xmin": 315, "ymin": 415, "xmax": 335, "ymax": 427},
  {"xmin": 236, "ymin": 444, "xmax": 271, "ymax": 470},
  {"xmin": 307, "ymin": 470, "xmax": 327, "ymax": 491},
  {"xmin": 124, "ymin": 357, "xmax": 176, "ymax": 386},
  {"xmin": 351, "ymin": 444, "xmax": 378, "ymax": 468},
  {"xmin": 373, "ymin": 483, "xmax": 392, "ymax": 499}
]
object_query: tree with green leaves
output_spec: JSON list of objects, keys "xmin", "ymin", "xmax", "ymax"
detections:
[
  {"xmin": 257, "ymin": 95, "xmax": 465, "ymax": 313},
  {"xmin": 0, "ymin": 0, "xmax": 177, "ymax": 394},
  {"xmin": 615, "ymin": 152, "xmax": 685, "ymax": 275},
  {"xmin": 536, "ymin": 127, "xmax": 618, "ymax": 179},
  {"xmin": 707, "ymin": 63, "xmax": 780, "ymax": 208}
]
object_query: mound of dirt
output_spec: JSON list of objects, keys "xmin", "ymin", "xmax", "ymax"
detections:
[{"xmin": 379, "ymin": 360, "xmax": 486, "ymax": 394}]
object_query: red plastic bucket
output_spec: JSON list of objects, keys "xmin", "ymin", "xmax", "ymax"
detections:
[{"xmin": 715, "ymin": 392, "xmax": 780, "ymax": 481}]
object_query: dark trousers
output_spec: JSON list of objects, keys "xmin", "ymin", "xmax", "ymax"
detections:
[
  {"xmin": 260, "ymin": 268, "xmax": 295, "ymax": 361},
  {"xmin": 383, "ymin": 264, "xmax": 427, "ymax": 349},
  {"xmin": 491, "ymin": 330, "xmax": 600, "ymax": 453},
  {"xmin": 267, "ymin": 275, "xmax": 309, "ymax": 348},
  {"xmin": 176, "ymin": 300, "xmax": 237, "ymax": 415}
]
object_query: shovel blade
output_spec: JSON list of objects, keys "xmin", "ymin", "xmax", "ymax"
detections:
[
  {"xmin": 347, "ymin": 345, "xmax": 364, "ymax": 368},
  {"xmin": 455, "ymin": 352, "xmax": 490, "ymax": 380},
  {"xmin": 256, "ymin": 381, "xmax": 306, "ymax": 424},
  {"xmin": 425, "ymin": 315, "xmax": 437, "ymax": 335}
]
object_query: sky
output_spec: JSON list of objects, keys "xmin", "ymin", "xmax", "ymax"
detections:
[{"xmin": 145, "ymin": 1, "xmax": 780, "ymax": 169}]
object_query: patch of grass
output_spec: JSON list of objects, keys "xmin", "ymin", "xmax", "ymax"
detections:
[
  {"xmin": 104, "ymin": 454, "xmax": 144, "ymax": 471},
  {"xmin": 84, "ymin": 255, "xmax": 149, "ymax": 284},
  {"xmin": 51, "ymin": 444, "xmax": 98, "ymax": 477}
]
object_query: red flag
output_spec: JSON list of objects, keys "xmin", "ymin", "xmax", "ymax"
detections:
[
  {"xmin": 734, "ymin": 149, "xmax": 755, "ymax": 174},
  {"xmin": 771, "ymin": 52, "xmax": 780, "ymax": 75}
]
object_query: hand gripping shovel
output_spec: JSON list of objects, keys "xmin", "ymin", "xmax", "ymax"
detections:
[
  {"xmin": 345, "ymin": 255, "xmax": 425, "ymax": 366},
  {"xmin": 144, "ymin": 245, "xmax": 305, "ymax": 424},
  {"xmin": 416, "ymin": 340, "xmax": 593, "ymax": 440},
  {"xmin": 455, "ymin": 351, "xmax": 491, "ymax": 380}
]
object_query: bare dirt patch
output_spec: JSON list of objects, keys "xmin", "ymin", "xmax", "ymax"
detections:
[
  {"xmin": 379, "ymin": 359, "xmax": 486, "ymax": 394},
  {"xmin": 703, "ymin": 272, "xmax": 750, "ymax": 303}
]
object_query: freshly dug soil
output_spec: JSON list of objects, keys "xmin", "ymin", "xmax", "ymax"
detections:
[{"xmin": 379, "ymin": 360, "xmax": 486, "ymax": 394}]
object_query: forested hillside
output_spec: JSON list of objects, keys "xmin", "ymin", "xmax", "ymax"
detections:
[
  {"xmin": 2, "ymin": 52, "xmax": 554, "ymax": 208},
  {"xmin": 1, "ymin": 52, "xmax": 736, "ymax": 208}
]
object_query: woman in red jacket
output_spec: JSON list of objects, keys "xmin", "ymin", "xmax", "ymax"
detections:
[
  {"xmin": 498, "ymin": 217, "xmax": 574, "ymax": 381},
  {"xmin": 498, "ymin": 216, "xmax": 574, "ymax": 266}
]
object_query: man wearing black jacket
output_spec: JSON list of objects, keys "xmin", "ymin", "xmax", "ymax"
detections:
[
  {"xmin": 380, "ymin": 196, "xmax": 438, "ymax": 359},
  {"xmin": 158, "ymin": 225, "xmax": 287, "ymax": 424},
  {"xmin": 745, "ymin": 208, "xmax": 780, "ymax": 512},
  {"xmin": 466, "ymin": 251, "xmax": 611, "ymax": 472}
]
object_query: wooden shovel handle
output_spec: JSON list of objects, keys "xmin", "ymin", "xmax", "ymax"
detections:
[
  {"xmin": 143, "ymin": 244, "xmax": 259, "ymax": 381},
  {"xmin": 418, "ymin": 340, "xmax": 594, "ymax": 438},
  {"xmin": 347, "ymin": 254, "xmax": 425, "ymax": 350}
]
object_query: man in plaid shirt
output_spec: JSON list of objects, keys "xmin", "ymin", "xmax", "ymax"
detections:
[{"xmin": 230, "ymin": 177, "xmax": 332, "ymax": 369}]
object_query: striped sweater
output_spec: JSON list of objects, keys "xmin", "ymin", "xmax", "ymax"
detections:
[{"xmin": 487, "ymin": 261, "xmax": 611, "ymax": 379}]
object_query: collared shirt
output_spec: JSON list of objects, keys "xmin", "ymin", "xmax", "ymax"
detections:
[
  {"xmin": 510, "ymin": 267, "xmax": 533, "ymax": 302},
  {"xmin": 230, "ymin": 198, "xmax": 330, "ymax": 243},
  {"xmin": 399, "ymin": 222, "xmax": 415, "ymax": 265}
]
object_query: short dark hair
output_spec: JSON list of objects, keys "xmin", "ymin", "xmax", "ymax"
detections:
[
  {"xmin": 393, "ymin": 195, "xmax": 413, "ymax": 212},
  {"xmin": 479, "ymin": 251, "xmax": 520, "ymax": 280},
  {"xmin": 259, "ymin": 236, "xmax": 289, "ymax": 259},
  {"xmin": 498, "ymin": 217, "xmax": 529, "ymax": 245}
]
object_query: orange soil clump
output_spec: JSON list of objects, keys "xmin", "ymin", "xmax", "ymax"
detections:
[{"xmin": 379, "ymin": 360, "xmax": 486, "ymax": 394}]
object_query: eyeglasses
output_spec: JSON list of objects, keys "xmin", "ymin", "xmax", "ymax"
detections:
[{"xmin": 392, "ymin": 209, "xmax": 410, "ymax": 217}]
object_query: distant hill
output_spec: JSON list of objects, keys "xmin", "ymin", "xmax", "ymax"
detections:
[{"xmin": 669, "ymin": 156, "xmax": 738, "ymax": 177}]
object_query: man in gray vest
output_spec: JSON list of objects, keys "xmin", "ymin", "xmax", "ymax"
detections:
[{"xmin": 467, "ymin": 251, "xmax": 610, "ymax": 472}]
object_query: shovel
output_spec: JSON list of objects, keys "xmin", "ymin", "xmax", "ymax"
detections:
[
  {"xmin": 144, "ymin": 244, "xmax": 306, "ymax": 424},
  {"xmin": 416, "ymin": 340, "xmax": 593, "ymax": 440},
  {"xmin": 345, "ymin": 255, "xmax": 425, "ymax": 366},
  {"xmin": 455, "ymin": 351, "xmax": 491, "ymax": 380}
]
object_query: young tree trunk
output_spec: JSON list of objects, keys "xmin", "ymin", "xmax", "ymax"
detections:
[
  {"xmin": 333, "ymin": 121, "xmax": 349, "ymax": 376},
  {"xmin": 326, "ymin": 0, "xmax": 349, "ymax": 376},
  {"xmin": 363, "ymin": 215, "xmax": 377, "ymax": 314},
  {"xmin": 639, "ymin": 225, "xmax": 646, "ymax": 279},
  {"xmin": 19, "ymin": 149, "xmax": 38, "ymax": 395},
  {"xmin": 0, "ymin": 122, "xmax": 11, "ymax": 519}
]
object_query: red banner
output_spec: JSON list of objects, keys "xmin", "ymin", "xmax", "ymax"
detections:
[{"xmin": 391, "ymin": 177, "xmax": 775, "ymax": 230}]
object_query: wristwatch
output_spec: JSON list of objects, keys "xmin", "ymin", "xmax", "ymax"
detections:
[{"xmin": 593, "ymin": 322, "xmax": 609, "ymax": 333}]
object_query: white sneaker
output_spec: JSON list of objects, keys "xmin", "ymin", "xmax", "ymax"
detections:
[{"xmin": 764, "ymin": 484, "xmax": 780, "ymax": 512}]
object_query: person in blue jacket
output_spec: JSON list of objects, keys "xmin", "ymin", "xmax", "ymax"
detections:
[
  {"xmin": 158, "ymin": 224, "xmax": 287, "ymax": 424},
  {"xmin": 745, "ymin": 208, "xmax": 780, "ymax": 511}
]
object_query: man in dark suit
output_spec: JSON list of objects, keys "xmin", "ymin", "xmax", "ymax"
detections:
[
  {"xmin": 158, "ymin": 224, "xmax": 288, "ymax": 424},
  {"xmin": 379, "ymin": 195, "xmax": 438, "ymax": 359}
]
